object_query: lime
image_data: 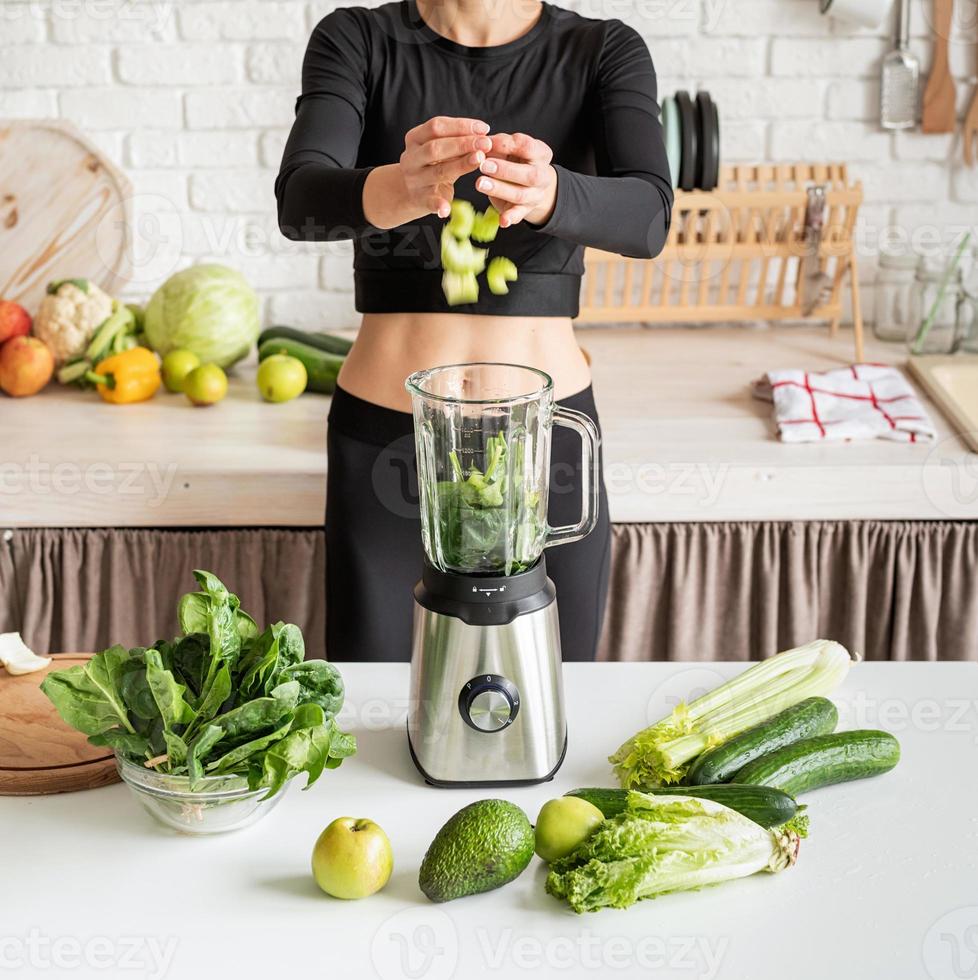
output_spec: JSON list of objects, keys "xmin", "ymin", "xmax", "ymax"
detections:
[
  {"xmin": 257, "ymin": 354, "xmax": 307, "ymax": 403},
  {"xmin": 534, "ymin": 797, "xmax": 604, "ymax": 863},
  {"xmin": 184, "ymin": 363, "xmax": 227, "ymax": 407},
  {"xmin": 161, "ymin": 349, "xmax": 201, "ymax": 393}
]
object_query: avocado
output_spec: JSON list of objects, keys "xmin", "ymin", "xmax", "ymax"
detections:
[{"xmin": 419, "ymin": 799, "xmax": 535, "ymax": 903}]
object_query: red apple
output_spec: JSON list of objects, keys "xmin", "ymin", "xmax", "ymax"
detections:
[
  {"xmin": 0, "ymin": 300, "xmax": 31, "ymax": 344},
  {"xmin": 311, "ymin": 817, "xmax": 393, "ymax": 899},
  {"xmin": 0, "ymin": 336, "xmax": 54, "ymax": 397}
]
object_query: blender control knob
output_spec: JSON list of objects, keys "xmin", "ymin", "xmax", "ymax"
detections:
[{"xmin": 459, "ymin": 674, "xmax": 520, "ymax": 733}]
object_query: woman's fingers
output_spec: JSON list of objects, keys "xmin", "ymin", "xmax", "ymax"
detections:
[
  {"xmin": 488, "ymin": 131, "xmax": 552, "ymax": 164},
  {"xmin": 422, "ymin": 134, "xmax": 491, "ymax": 165},
  {"xmin": 476, "ymin": 175, "xmax": 532, "ymax": 206},
  {"xmin": 405, "ymin": 116, "xmax": 490, "ymax": 146},
  {"xmin": 478, "ymin": 156, "xmax": 543, "ymax": 187},
  {"xmin": 497, "ymin": 204, "xmax": 531, "ymax": 228}
]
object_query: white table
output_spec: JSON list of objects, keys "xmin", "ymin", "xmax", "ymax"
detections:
[{"xmin": 3, "ymin": 661, "xmax": 976, "ymax": 980}]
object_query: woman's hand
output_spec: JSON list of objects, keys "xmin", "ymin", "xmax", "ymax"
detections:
[
  {"xmin": 363, "ymin": 117, "xmax": 491, "ymax": 229},
  {"xmin": 477, "ymin": 132, "xmax": 558, "ymax": 228}
]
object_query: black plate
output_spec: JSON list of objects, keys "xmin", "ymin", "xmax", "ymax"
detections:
[
  {"xmin": 707, "ymin": 97, "xmax": 720, "ymax": 190},
  {"xmin": 696, "ymin": 91, "xmax": 719, "ymax": 191},
  {"xmin": 675, "ymin": 90, "xmax": 697, "ymax": 192}
]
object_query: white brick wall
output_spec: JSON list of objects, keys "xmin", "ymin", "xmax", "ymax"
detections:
[{"xmin": 2, "ymin": 0, "xmax": 976, "ymax": 328}]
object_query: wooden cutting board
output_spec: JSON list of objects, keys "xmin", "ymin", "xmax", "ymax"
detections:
[
  {"xmin": 0, "ymin": 653, "xmax": 120, "ymax": 795},
  {"xmin": 0, "ymin": 119, "xmax": 131, "ymax": 314}
]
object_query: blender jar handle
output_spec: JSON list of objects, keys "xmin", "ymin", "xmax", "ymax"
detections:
[{"xmin": 545, "ymin": 405, "xmax": 600, "ymax": 549}]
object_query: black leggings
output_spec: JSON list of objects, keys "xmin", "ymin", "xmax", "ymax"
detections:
[{"xmin": 325, "ymin": 384, "xmax": 611, "ymax": 662}]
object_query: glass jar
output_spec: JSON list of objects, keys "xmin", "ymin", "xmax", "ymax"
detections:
[
  {"xmin": 961, "ymin": 275, "xmax": 978, "ymax": 354},
  {"xmin": 405, "ymin": 363, "xmax": 599, "ymax": 576},
  {"xmin": 907, "ymin": 262, "xmax": 970, "ymax": 355},
  {"xmin": 874, "ymin": 252, "xmax": 920, "ymax": 342}
]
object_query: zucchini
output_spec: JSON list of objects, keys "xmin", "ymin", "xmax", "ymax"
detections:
[
  {"xmin": 734, "ymin": 730, "xmax": 900, "ymax": 795},
  {"xmin": 257, "ymin": 337, "xmax": 344, "ymax": 394},
  {"xmin": 566, "ymin": 784, "xmax": 798, "ymax": 830},
  {"xmin": 257, "ymin": 325, "xmax": 353, "ymax": 357},
  {"xmin": 686, "ymin": 697, "xmax": 838, "ymax": 785}
]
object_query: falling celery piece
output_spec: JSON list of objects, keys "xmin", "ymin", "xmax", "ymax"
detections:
[
  {"xmin": 471, "ymin": 206, "xmax": 500, "ymax": 243},
  {"xmin": 487, "ymin": 256, "xmax": 518, "ymax": 296},
  {"xmin": 446, "ymin": 199, "xmax": 475, "ymax": 239}
]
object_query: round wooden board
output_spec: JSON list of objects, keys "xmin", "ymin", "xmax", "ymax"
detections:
[
  {"xmin": 0, "ymin": 653, "xmax": 120, "ymax": 796},
  {"xmin": 0, "ymin": 119, "xmax": 131, "ymax": 315}
]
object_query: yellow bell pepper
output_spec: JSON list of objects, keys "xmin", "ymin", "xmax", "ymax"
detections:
[{"xmin": 89, "ymin": 347, "xmax": 161, "ymax": 404}]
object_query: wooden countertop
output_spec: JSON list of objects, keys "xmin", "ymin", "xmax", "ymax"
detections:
[{"xmin": 2, "ymin": 326, "xmax": 974, "ymax": 528}]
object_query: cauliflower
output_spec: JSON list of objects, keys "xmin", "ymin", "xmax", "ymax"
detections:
[{"xmin": 34, "ymin": 279, "xmax": 113, "ymax": 365}]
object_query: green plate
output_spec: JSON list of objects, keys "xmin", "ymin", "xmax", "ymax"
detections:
[{"xmin": 661, "ymin": 96, "xmax": 680, "ymax": 190}]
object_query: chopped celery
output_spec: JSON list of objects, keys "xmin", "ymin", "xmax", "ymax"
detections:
[
  {"xmin": 441, "ymin": 227, "xmax": 486, "ymax": 274},
  {"xmin": 609, "ymin": 640, "xmax": 854, "ymax": 787},
  {"xmin": 486, "ymin": 256, "xmax": 518, "ymax": 296},
  {"xmin": 471, "ymin": 206, "xmax": 500, "ymax": 243},
  {"xmin": 446, "ymin": 199, "xmax": 475, "ymax": 239},
  {"xmin": 442, "ymin": 271, "xmax": 479, "ymax": 306}
]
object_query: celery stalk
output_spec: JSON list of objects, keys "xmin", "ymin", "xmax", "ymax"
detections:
[{"xmin": 609, "ymin": 640, "xmax": 854, "ymax": 787}]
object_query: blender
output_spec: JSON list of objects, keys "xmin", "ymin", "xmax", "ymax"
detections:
[{"xmin": 405, "ymin": 363, "xmax": 600, "ymax": 786}]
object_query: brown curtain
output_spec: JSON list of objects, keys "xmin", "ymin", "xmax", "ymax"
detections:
[
  {"xmin": 1, "ymin": 522, "xmax": 975, "ymax": 661},
  {"xmin": 598, "ymin": 521, "xmax": 978, "ymax": 662},
  {"xmin": 3, "ymin": 527, "xmax": 327, "ymax": 659}
]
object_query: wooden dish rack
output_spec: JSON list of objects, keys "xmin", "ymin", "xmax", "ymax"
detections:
[{"xmin": 579, "ymin": 163, "xmax": 865, "ymax": 362}]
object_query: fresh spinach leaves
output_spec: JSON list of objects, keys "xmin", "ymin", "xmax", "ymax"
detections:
[{"xmin": 41, "ymin": 570, "xmax": 355, "ymax": 800}]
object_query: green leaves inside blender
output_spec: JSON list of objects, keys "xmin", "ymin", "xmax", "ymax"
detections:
[{"xmin": 435, "ymin": 432, "xmax": 544, "ymax": 574}]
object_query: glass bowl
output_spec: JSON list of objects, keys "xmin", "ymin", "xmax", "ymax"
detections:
[{"xmin": 115, "ymin": 755, "xmax": 287, "ymax": 835}]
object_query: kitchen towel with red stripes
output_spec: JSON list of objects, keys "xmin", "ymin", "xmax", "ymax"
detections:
[{"xmin": 752, "ymin": 364, "xmax": 936, "ymax": 443}]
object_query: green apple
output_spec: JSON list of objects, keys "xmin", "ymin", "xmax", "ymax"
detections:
[
  {"xmin": 257, "ymin": 354, "xmax": 307, "ymax": 403},
  {"xmin": 184, "ymin": 363, "xmax": 227, "ymax": 407},
  {"xmin": 534, "ymin": 797, "xmax": 604, "ymax": 863},
  {"xmin": 311, "ymin": 817, "xmax": 393, "ymax": 899}
]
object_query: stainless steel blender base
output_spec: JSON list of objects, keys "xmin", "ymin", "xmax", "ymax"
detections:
[{"xmin": 407, "ymin": 596, "xmax": 567, "ymax": 787}]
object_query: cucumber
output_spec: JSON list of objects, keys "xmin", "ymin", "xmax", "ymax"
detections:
[
  {"xmin": 686, "ymin": 697, "xmax": 838, "ymax": 785},
  {"xmin": 734, "ymin": 730, "xmax": 900, "ymax": 796},
  {"xmin": 566, "ymin": 784, "xmax": 798, "ymax": 830},
  {"xmin": 257, "ymin": 337, "xmax": 344, "ymax": 394},
  {"xmin": 257, "ymin": 325, "xmax": 353, "ymax": 357}
]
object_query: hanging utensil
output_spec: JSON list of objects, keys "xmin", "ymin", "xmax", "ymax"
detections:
[
  {"xmin": 963, "ymin": 37, "xmax": 978, "ymax": 163},
  {"xmin": 921, "ymin": 0, "xmax": 957, "ymax": 133},
  {"xmin": 880, "ymin": 0, "xmax": 919, "ymax": 129}
]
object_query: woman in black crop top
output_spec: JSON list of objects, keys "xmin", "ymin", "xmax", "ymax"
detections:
[{"xmin": 276, "ymin": 0, "xmax": 672, "ymax": 662}]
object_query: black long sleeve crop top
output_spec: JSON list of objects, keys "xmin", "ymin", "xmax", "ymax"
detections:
[{"xmin": 275, "ymin": 0, "xmax": 673, "ymax": 317}]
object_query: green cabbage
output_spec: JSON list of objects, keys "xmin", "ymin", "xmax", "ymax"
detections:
[
  {"xmin": 545, "ymin": 792, "xmax": 799, "ymax": 913},
  {"xmin": 144, "ymin": 264, "xmax": 259, "ymax": 369}
]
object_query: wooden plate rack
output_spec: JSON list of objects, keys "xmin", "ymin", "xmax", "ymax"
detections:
[{"xmin": 579, "ymin": 163, "xmax": 865, "ymax": 362}]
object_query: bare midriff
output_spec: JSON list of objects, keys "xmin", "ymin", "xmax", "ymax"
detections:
[{"xmin": 337, "ymin": 313, "xmax": 591, "ymax": 412}]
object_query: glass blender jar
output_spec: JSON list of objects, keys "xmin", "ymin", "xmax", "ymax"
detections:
[
  {"xmin": 407, "ymin": 362, "xmax": 599, "ymax": 576},
  {"xmin": 404, "ymin": 362, "xmax": 600, "ymax": 787}
]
